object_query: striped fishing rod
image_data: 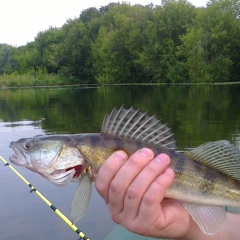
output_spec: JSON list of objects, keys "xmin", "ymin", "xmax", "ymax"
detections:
[{"xmin": 0, "ymin": 155, "xmax": 90, "ymax": 240}]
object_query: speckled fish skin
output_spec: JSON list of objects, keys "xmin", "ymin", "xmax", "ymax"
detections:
[{"xmin": 74, "ymin": 133, "xmax": 240, "ymax": 207}]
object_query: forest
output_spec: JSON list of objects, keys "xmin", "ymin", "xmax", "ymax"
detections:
[{"xmin": 0, "ymin": 0, "xmax": 240, "ymax": 86}]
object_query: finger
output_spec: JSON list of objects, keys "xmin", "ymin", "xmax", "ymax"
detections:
[
  {"xmin": 122, "ymin": 153, "xmax": 171, "ymax": 222},
  {"xmin": 95, "ymin": 150, "xmax": 128, "ymax": 203},
  {"xmin": 108, "ymin": 148, "xmax": 155, "ymax": 217},
  {"xmin": 138, "ymin": 166, "xmax": 175, "ymax": 224},
  {"xmin": 125, "ymin": 168, "xmax": 175, "ymax": 236}
]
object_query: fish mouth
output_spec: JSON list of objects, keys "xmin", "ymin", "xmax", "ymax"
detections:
[
  {"xmin": 9, "ymin": 148, "xmax": 84, "ymax": 186},
  {"xmin": 9, "ymin": 141, "xmax": 86, "ymax": 186},
  {"xmin": 9, "ymin": 145, "xmax": 28, "ymax": 166},
  {"xmin": 9, "ymin": 151, "xmax": 85, "ymax": 186}
]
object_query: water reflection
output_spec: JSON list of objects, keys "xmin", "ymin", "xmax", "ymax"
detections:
[{"xmin": 0, "ymin": 85, "xmax": 240, "ymax": 239}]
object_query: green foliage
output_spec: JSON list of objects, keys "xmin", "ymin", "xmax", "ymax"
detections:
[
  {"xmin": 0, "ymin": 68, "xmax": 68, "ymax": 87},
  {"xmin": 180, "ymin": 0, "xmax": 240, "ymax": 82},
  {"xmin": 139, "ymin": 1, "xmax": 196, "ymax": 82},
  {"xmin": 92, "ymin": 4, "xmax": 154, "ymax": 83},
  {"xmin": 0, "ymin": 44, "xmax": 18, "ymax": 74},
  {"xmin": 0, "ymin": 1, "xmax": 240, "ymax": 85},
  {"xmin": 57, "ymin": 19, "xmax": 96, "ymax": 83}
]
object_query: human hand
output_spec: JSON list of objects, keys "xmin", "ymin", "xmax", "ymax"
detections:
[{"xmin": 95, "ymin": 148, "xmax": 194, "ymax": 239}]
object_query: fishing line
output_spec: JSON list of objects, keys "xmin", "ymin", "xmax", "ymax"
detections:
[{"xmin": 0, "ymin": 155, "xmax": 90, "ymax": 240}]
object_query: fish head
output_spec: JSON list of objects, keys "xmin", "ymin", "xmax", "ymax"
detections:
[
  {"xmin": 9, "ymin": 135, "xmax": 85, "ymax": 186},
  {"xmin": 9, "ymin": 136, "xmax": 61, "ymax": 168}
]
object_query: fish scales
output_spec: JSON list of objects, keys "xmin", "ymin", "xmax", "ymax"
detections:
[
  {"xmin": 74, "ymin": 133, "xmax": 161, "ymax": 172},
  {"xmin": 74, "ymin": 133, "xmax": 240, "ymax": 207},
  {"xmin": 169, "ymin": 154, "xmax": 240, "ymax": 206}
]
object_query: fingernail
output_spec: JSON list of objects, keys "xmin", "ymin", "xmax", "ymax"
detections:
[
  {"xmin": 114, "ymin": 151, "xmax": 127, "ymax": 161},
  {"xmin": 139, "ymin": 148, "xmax": 153, "ymax": 157},
  {"xmin": 155, "ymin": 153, "xmax": 170, "ymax": 164}
]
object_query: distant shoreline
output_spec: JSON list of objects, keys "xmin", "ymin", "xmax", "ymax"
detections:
[{"xmin": 2, "ymin": 82, "xmax": 240, "ymax": 90}]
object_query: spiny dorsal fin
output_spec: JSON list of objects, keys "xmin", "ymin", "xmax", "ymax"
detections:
[
  {"xmin": 101, "ymin": 106, "xmax": 176, "ymax": 150},
  {"xmin": 185, "ymin": 140, "xmax": 240, "ymax": 181}
]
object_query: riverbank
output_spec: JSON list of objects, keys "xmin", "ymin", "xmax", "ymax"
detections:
[
  {"xmin": 1, "ymin": 72, "xmax": 240, "ymax": 90},
  {"xmin": 0, "ymin": 72, "xmax": 81, "ymax": 88}
]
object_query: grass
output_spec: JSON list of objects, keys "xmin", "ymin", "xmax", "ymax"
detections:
[
  {"xmin": 0, "ymin": 71, "xmax": 77, "ymax": 88},
  {"xmin": 1, "ymin": 71, "xmax": 239, "ymax": 88}
]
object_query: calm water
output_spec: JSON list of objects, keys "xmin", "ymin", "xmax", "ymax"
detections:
[{"xmin": 0, "ymin": 85, "xmax": 239, "ymax": 240}]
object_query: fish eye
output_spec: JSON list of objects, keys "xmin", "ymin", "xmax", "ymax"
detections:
[{"xmin": 24, "ymin": 140, "xmax": 33, "ymax": 150}]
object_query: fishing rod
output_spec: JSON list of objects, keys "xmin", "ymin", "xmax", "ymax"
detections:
[{"xmin": 0, "ymin": 155, "xmax": 90, "ymax": 240}]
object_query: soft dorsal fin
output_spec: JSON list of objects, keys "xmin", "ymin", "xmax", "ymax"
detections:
[
  {"xmin": 184, "ymin": 140, "xmax": 240, "ymax": 181},
  {"xmin": 101, "ymin": 106, "xmax": 176, "ymax": 150}
]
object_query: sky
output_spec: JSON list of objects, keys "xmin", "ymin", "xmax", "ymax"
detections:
[{"xmin": 0, "ymin": 0, "xmax": 207, "ymax": 47}]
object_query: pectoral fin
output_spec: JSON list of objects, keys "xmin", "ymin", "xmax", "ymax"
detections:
[
  {"xmin": 183, "ymin": 203, "xmax": 226, "ymax": 235},
  {"xmin": 71, "ymin": 173, "xmax": 92, "ymax": 223}
]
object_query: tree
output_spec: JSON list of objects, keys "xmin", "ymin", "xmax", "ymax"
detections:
[
  {"xmin": 138, "ymin": 0, "xmax": 196, "ymax": 83},
  {"xmin": 1, "ymin": 2, "xmax": 240, "ymax": 85},
  {"xmin": 79, "ymin": 7, "xmax": 102, "ymax": 23},
  {"xmin": 57, "ymin": 19, "xmax": 95, "ymax": 83},
  {"xmin": 0, "ymin": 44, "xmax": 18, "ymax": 74},
  {"xmin": 92, "ymin": 3, "xmax": 154, "ymax": 83},
  {"xmin": 34, "ymin": 27, "xmax": 64, "ymax": 73},
  {"xmin": 180, "ymin": 0, "xmax": 240, "ymax": 82}
]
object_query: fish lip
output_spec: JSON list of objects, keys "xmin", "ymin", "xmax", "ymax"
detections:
[{"xmin": 9, "ymin": 144, "xmax": 28, "ymax": 166}]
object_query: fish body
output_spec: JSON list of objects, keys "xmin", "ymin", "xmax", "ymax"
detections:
[
  {"xmin": 74, "ymin": 133, "xmax": 240, "ymax": 207},
  {"xmin": 9, "ymin": 107, "xmax": 240, "ymax": 235}
]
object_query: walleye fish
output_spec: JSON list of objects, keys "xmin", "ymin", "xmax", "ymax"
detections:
[{"xmin": 9, "ymin": 107, "xmax": 240, "ymax": 235}]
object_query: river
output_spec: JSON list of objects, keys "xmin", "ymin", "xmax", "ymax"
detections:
[{"xmin": 0, "ymin": 85, "xmax": 239, "ymax": 239}]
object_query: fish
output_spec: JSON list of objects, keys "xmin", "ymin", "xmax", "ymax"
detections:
[{"xmin": 9, "ymin": 106, "xmax": 240, "ymax": 235}]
